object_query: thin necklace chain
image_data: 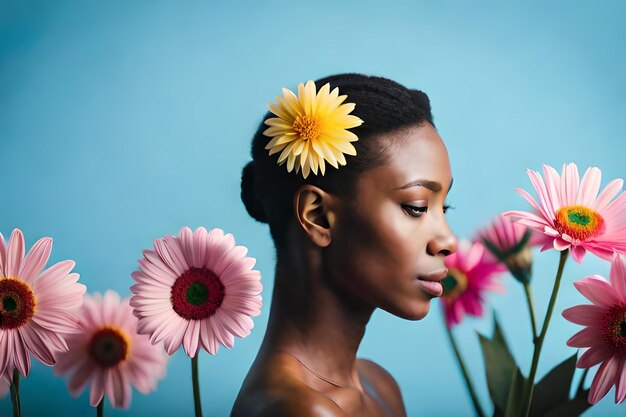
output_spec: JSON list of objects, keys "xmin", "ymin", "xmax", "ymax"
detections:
[{"xmin": 277, "ymin": 348, "xmax": 347, "ymax": 388}]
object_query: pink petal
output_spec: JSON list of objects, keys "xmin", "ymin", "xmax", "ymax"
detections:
[
  {"xmin": 574, "ymin": 276, "xmax": 620, "ymax": 308},
  {"xmin": 577, "ymin": 167, "xmax": 602, "ymax": 207},
  {"xmin": 562, "ymin": 304, "xmax": 607, "ymax": 325},
  {"xmin": 183, "ymin": 320, "xmax": 200, "ymax": 357},
  {"xmin": 515, "ymin": 188, "xmax": 550, "ymax": 220},
  {"xmin": 12, "ymin": 330, "xmax": 31, "ymax": 377},
  {"xmin": 21, "ymin": 324, "xmax": 55, "ymax": 365},
  {"xmin": 570, "ymin": 245, "xmax": 587, "ymax": 264},
  {"xmin": 220, "ymin": 256, "xmax": 256, "ymax": 284},
  {"xmin": 567, "ymin": 326, "xmax": 603, "ymax": 348},
  {"xmin": 154, "ymin": 237, "xmax": 187, "ymax": 277},
  {"xmin": 593, "ymin": 178, "xmax": 623, "ymax": 212},
  {"xmin": 528, "ymin": 169, "xmax": 557, "ymax": 220},
  {"xmin": 616, "ymin": 358, "xmax": 626, "ymax": 404},
  {"xmin": 0, "ymin": 332, "xmax": 13, "ymax": 377},
  {"xmin": 502, "ymin": 210, "xmax": 550, "ymax": 230},
  {"xmin": 610, "ymin": 253, "xmax": 626, "ymax": 303},
  {"xmin": 0, "ymin": 232, "xmax": 7, "ymax": 277},
  {"xmin": 6, "ymin": 229, "xmax": 25, "ymax": 278},
  {"xmin": 543, "ymin": 164, "xmax": 563, "ymax": 212},
  {"xmin": 18, "ymin": 237, "xmax": 52, "ymax": 284},
  {"xmin": 68, "ymin": 360, "xmax": 96, "ymax": 396},
  {"xmin": 89, "ymin": 368, "xmax": 105, "ymax": 407},
  {"xmin": 105, "ymin": 367, "xmax": 130, "ymax": 409},
  {"xmin": 577, "ymin": 345, "xmax": 613, "ymax": 368},
  {"xmin": 602, "ymin": 191, "xmax": 626, "ymax": 224},
  {"xmin": 178, "ymin": 227, "xmax": 196, "ymax": 268},
  {"xmin": 214, "ymin": 309, "xmax": 253, "ymax": 339},
  {"xmin": 553, "ymin": 238, "xmax": 571, "ymax": 251},
  {"xmin": 589, "ymin": 355, "xmax": 621, "ymax": 404},
  {"xmin": 33, "ymin": 260, "xmax": 76, "ymax": 293},
  {"xmin": 163, "ymin": 320, "xmax": 188, "ymax": 355},
  {"xmin": 200, "ymin": 318, "xmax": 219, "ymax": 355},
  {"xmin": 192, "ymin": 227, "xmax": 209, "ymax": 269},
  {"xmin": 562, "ymin": 163, "xmax": 580, "ymax": 207},
  {"xmin": 211, "ymin": 314, "xmax": 235, "ymax": 348}
]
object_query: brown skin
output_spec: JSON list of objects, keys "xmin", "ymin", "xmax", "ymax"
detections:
[{"xmin": 231, "ymin": 123, "xmax": 457, "ymax": 417}]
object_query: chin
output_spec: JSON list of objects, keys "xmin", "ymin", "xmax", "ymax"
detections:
[{"xmin": 388, "ymin": 299, "xmax": 432, "ymax": 321}]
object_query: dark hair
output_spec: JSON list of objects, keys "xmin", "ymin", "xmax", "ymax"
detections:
[{"xmin": 241, "ymin": 73, "xmax": 434, "ymax": 247}]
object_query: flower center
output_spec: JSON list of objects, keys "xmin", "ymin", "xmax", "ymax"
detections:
[
  {"xmin": 602, "ymin": 306, "xmax": 626, "ymax": 356},
  {"xmin": 441, "ymin": 268, "xmax": 468, "ymax": 300},
  {"xmin": 88, "ymin": 326, "xmax": 130, "ymax": 368},
  {"xmin": 0, "ymin": 278, "xmax": 37, "ymax": 330},
  {"xmin": 554, "ymin": 205, "xmax": 605, "ymax": 241},
  {"xmin": 292, "ymin": 115, "xmax": 321, "ymax": 141},
  {"xmin": 170, "ymin": 267, "xmax": 224, "ymax": 320}
]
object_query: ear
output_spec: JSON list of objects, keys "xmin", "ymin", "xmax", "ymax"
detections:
[{"xmin": 293, "ymin": 185, "xmax": 337, "ymax": 248}]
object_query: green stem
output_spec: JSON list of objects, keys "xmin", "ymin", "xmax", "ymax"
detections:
[
  {"xmin": 10, "ymin": 368, "xmax": 20, "ymax": 417},
  {"xmin": 520, "ymin": 250, "xmax": 568, "ymax": 417},
  {"xmin": 192, "ymin": 355, "xmax": 203, "ymax": 417},
  {"xmin": 522, "ymin": 282, "xmax": 538, "ymax": 342},
  {"xmin": 97, "ymin": 398, "xmax": 104, "ymax": 417},
  {"xmin": 444, "ymin": 321, "xmax": 486, "ymax": 417}
]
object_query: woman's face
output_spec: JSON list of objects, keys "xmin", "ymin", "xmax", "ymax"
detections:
[{"xmin": 327, "ymin": 123, "xmax": 456, "ymax": 320}]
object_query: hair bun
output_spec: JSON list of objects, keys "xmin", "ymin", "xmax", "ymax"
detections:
[{"xmin": 241, "ymin": 161, "xmax": 268, "ymax": 223}]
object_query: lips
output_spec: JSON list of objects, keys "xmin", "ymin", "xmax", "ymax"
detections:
[{"xmin": 416, "ymin": 268, "xmax": 448, "ymax": 297}]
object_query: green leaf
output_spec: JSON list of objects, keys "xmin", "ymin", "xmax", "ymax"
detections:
[
  {"xmin": 504, "ymin": 366, "xmax": 525, "ymax": 417},
  {"xmin": 544, "ymin": 388, "xmax": 592, "ymax": 417},
  {"xmin": 478, "ymin": 316, "xmax": 518, "ymax": 415},
  {"xmin": 529, "ymin": 355, "xmax": 576, "ymax": 416}
]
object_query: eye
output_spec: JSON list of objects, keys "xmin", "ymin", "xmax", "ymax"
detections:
[{"xmin": 402, "ymin": 204, "xmax": 427, "ymax": 218}]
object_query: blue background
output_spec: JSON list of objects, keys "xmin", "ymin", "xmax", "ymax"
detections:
[{"xmin": 1, "ymin": 1, "xmax": 625, "ymax": 415}]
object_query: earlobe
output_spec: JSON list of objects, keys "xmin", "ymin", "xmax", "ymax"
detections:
[{"xmin": 293, "ymin": 185, "xmax": 335, "ymax": 248}]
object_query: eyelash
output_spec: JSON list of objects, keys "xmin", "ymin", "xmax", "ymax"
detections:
[{"xmin": 402, "ymin": 204, "xmax": 452, "ymax": 217}]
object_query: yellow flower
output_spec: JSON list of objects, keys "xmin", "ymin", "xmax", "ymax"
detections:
[{"xmin": 263, "ymin": 80, "xmax": 364, "ymax": 179}]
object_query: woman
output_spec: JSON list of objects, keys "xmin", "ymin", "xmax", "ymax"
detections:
[{"xmin": 232, "ymin": 74, "xmax": 457, "ymax": 417}]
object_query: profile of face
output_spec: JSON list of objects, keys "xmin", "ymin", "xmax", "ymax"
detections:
[{"xmin": 325, "ymin": 123, "xmax": 457, "ymax": 320}]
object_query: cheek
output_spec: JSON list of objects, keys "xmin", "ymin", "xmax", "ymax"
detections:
[{"xmin": 329, "ymin": 205, "xmax": 420, "ymax": 293}]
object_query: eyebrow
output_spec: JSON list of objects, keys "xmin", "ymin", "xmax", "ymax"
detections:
[{"xmin": 397, "ymin": 177, "xmax": 454, "ymax": 192}]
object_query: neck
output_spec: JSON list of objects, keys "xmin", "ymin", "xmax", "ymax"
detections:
[{"xmin": 261, "ymin": 242, "xmax": 375, "ymax": 387}]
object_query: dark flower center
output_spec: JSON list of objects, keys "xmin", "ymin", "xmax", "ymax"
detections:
[
  {"xmin": 554, "ymin": 205, "xmax": 605, "ymax": 241},
  {"xmin": 0, "ymin": 278, "xmax": 37, "ymax": 330},
  {"xmin": 602, "ymin": 305, "xmax": 626, "ymax": 355},
  {"xmin": 442, "ymin": 268, "xmax": 468, "ymax": 301},
  {"xmin": 170, "ymin": 268, "xmax": 224, "ymax": 320},
  {"xmin": 88, "ymin": 327, "xmax": 130, "ymax": 368}
]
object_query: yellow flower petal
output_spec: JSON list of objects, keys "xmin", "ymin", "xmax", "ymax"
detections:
[{"xmin": 264, "ymin": 80, "xmax": 363, "ymax": 178}]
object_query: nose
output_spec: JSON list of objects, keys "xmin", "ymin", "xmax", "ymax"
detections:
[{"xmin": 427, "ymin": 218, "xmax": 457, "ymax": 257}]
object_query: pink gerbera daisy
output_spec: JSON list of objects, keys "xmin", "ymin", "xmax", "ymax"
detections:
[
  {"xmin": 503, "ymin": 163, "xmax": 626, "ymax": 263},
  {"xmin": 54, "ymin": 291, "xmax": 167, "ymax": 409},
  {"xmin": 0, "ymin": 229, "xmax": 85, "ymax": 379},
  {"xmin": 562, "ymin": 253, "xmax": 626, "ymax": 404},
  {"xmin": 130, "ymin": 227, "xmax": 263, "ymax": 357},
  {"xmin": 441, "ymin": 240, "xmax": 506, "ymax": 327},
  {"xmin": 0, "ymin": 370, "xmax": 10, "ymax": 398},
  {"xmin": 477, "ymin": 216, "xmax": 541, "ymax": 283}
]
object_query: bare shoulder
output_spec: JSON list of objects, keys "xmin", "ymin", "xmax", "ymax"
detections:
[
  {"xmin": 231, "ymin": 354, "xmax": 348, "ymax": 417},
  {"xmin": 232, "ymin": 384, "xmax": 348, "ymax": 417},
  {"xmin": 356, "ymin": 358, "xmax": 406, "ymax": 415}
]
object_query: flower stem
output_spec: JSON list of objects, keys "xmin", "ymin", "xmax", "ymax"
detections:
[
  {"xmin": 96, "ymin": 398, "xmax": 104, "ymax": 417},
  {"xmin": 522, "ymin": 282, "xmax": 538, "ymax": 342},
  {"xmin": 10, "ymin": 368, "xmax": 20, "ymax": 417},
  {"xmin": 192, "ymin": 355, "xmax": 203, "ymax": 417},
  {"xmin": 444, "ymin": 321, "xmax": 486, "ymax": 417},
  {"xmin": 520, "ymin": 250, "xmax": 568, "ymax": 417}
]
